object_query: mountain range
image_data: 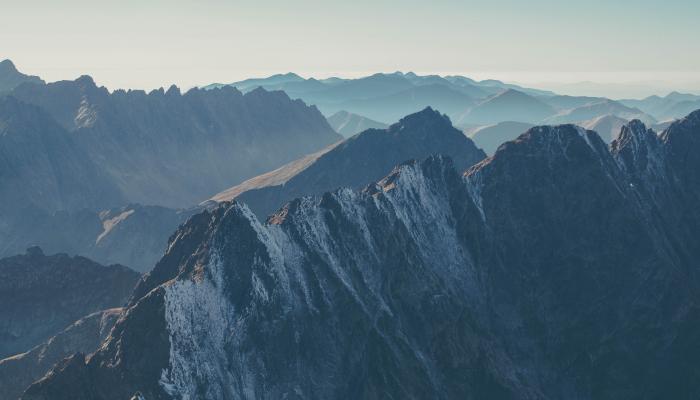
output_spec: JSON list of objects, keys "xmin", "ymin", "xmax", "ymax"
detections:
[
  {"xmin": 205, "ymin": 71, "xmax": 682, "ymax": 131},
  {"xmin": 467, "ymin": 114, "xmax": 678, "ymax": 156},
  {"xmin": 209, "ymin": 108, "xmax": 486, "ymax": 219},
  {"xmin": 9, "ymin": 76, "xmax": 341, "ymax": 208},
  {"xmin": 0, "ymin": 60, "xmax": 342, "ymax": 272},
  {"xmin": 21, "ymin": 109, "xmax": 700, "ymax": 399},
  {"xmin": 620, "ymin": 92, "xmax": 700, "ymax": 121},
  {"xmin": 2, "ymin": 60, "xmax": 697, "ymax": 275}
]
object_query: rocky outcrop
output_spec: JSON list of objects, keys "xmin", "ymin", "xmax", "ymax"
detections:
[
  {"xmin": 0, "ymin": 248, "xmax": 139, "ymax": 359},
  {"xmin": 22, "ymin": 110, "xmax": 700, "ymax": 399}
]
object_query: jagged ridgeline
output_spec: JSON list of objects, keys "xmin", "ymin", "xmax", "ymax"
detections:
[
  {"xmin": 4, "ymin": 77, "xmax": 341, "ymax": 209},
  {"xmin": 23, "ymin": 110, "xmax": 700, "ymax": 399},
  {"xmin": 0, "ymin": 69, "xmax": 342, "ymax": 271},
  {"xmin": 210, "ymin": 107, "xmax": 486, "ymax": 219}
]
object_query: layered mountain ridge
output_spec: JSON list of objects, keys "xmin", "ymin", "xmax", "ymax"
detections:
[
  {"xmin": 210, "ymin": 107, "xmax": 486, "ymax": 219},
  {"xmin": 23, "ymin": 110, "xmax": 700, "ymax": 399},
  {"xmin": 1, "ymin": 63, "xmax": 342, "ymax": 271},
  {"xmin": 206, "ymin": 70, "xmax": 664, "ymax": 130},
  {"xmin": 10, "ymin": 78, "xmax": 342, "ymax": 208}
]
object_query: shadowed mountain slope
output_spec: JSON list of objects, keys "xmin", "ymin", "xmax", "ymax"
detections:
[
  {"xmin": 210, "ymin": 107, "xmax": 486, "ymax": 218},
  {"xmin": 0, "ymin": 248, "xmax": 139, "ymax": 359}
]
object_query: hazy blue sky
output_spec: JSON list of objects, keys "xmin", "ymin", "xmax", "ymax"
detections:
[{"xmin": 1, "ymin": 0, "xmax": 698, "ymax": 97}]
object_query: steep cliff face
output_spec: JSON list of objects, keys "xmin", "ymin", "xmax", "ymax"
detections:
[
  {"xmin": 11, "ymin": 79, "xmax": 342, "ymax": 208},
  {"xmin": 0, "ymin": 248, "xmax": 139, "ymax": 359},
  {"xmin": 24, "ymin": 110, "xmax": 700, "ymax": 400}
]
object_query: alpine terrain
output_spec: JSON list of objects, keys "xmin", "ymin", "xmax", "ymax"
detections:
[{"xmin": 22, "ymin": 110, "xmax": 700, "ymax": 400}]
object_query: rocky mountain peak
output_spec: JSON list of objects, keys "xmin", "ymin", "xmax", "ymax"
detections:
[
  {"xmin": 74, "ymin": 75, "xmax": 98, "ymax": 90},
  {"xmin": 0, "ymin": 59, "xmax": 18, "ymax": 73},
  {"xmin": 610, "ymin": 119, "xmax": 663, "ymax": 180},
  {"xmin": 392, "ymin": 106, "xmax": 450, "ymax": 130},
  {"xmin": 0, "ymin": 60, "xmax": 44, "ymax": 93},
  {"xmin": 611, "ymin": 119, "xmax": 657, "ymax": 151},
  {"xmin": 165, "ymin": 84, "xmax": 181, "ymax": 96},
  {"xmin": 493, "ymin": 124, "xmax": 607, "ymax": 162}
]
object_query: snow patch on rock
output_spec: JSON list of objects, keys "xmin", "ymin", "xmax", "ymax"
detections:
[{"xmin": 160, "ymin": 251, "xmax": 237, "ymax": 400}]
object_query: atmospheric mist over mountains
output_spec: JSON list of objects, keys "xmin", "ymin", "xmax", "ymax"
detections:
[{"xmin": 1, "ymin": 0, "xmax": 699, "ymax": 398}]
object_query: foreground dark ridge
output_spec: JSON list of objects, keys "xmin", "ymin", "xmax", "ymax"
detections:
[{"xmin": 24, "ymin": 110, "xmax": 700, "ymax": 399}]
